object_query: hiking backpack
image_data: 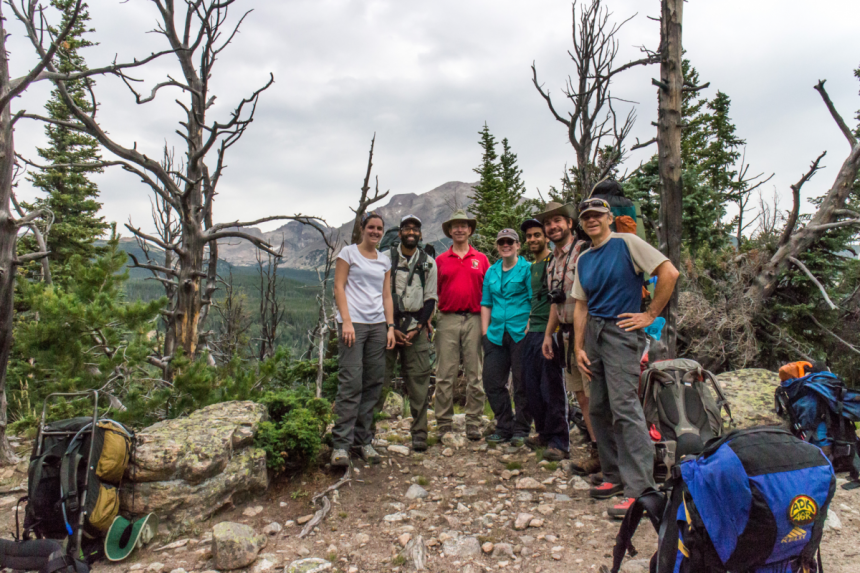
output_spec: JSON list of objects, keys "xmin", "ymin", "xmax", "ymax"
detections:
[
  {"xmin": 0, "ymin": 539, "xmax": 88, "ymax": 572},
  {"xmin": 775, "ymin": 370, "xmax": 860, "ymax": 481},
  {"xmin": 23, "ymin": 407, "xmax": 132, "ymax": 561},
  {"xmin": 640, "ymin": 359, "xmax": 733, "ymax": 479},
  {"xmin": 610, "ymin": 428, "xmax": 836, "ymax": 573}
]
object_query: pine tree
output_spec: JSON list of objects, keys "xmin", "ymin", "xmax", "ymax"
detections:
[
  {"xmin": 22, "ymin": 0, "xmax": 108, "ymax": 284},
  {"xmin": 468, "ymin": 124, "xmax": 532, "ymax": 257}
]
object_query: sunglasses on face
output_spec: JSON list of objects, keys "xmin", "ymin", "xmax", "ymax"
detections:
[
  {"xmin": 401, "ymin": 226, "xmax": 420, "ymax": 234},
  {"xmin": 497, "ymin": 239, "xmax": 516, "ymax": 247}
]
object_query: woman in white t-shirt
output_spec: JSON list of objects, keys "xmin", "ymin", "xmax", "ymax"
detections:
[{"xmin": 331, "ymin": 212, "xmax": 396, "ymax": 467}]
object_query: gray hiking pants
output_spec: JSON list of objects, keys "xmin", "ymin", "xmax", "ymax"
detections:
[
  {"xmin": 332, "ymin": 322, "xmax": 387, "ymax": 451},
  {"xmin": 586, "ymin": 316, "xmax": 655, "ymax": 498}
]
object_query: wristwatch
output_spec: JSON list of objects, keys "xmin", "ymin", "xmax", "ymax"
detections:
[{"xmin": 387, "ymin": 323, "xmax": 396, "ymax": 329}]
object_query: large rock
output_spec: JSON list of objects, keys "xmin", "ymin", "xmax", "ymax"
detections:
[
  {"xmin": 126, "ymin": 401, "xmax": 267, "ymax": 483},
  {"xmin": 212, "ymin": 522, "xmax": 267, "ymax": 570},
  {"xmin": 383, "ymin": 392, "xmax": 404, "ymax": 418},
  {"xmin": 121, "ymin": 402, "xmax": 269, "ymax": 530},
  {"xmin": 715, "ymin": 369, "xmax": 785, "ymax": 429}
]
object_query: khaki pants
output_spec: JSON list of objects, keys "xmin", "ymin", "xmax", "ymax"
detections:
[
  {"xmin": 434, "ymin": 312, "xmax": 485, "ymax": 431},
  {"xmin": 563, "ymin": 333, "xmax": 589, "ymax": 397},
  {"xmin": 377, "ymin": 330, "xmax": 432, "ymax": 441}
]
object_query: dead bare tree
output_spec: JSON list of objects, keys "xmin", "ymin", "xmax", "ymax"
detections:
[
  {"xmin": 349, "ymin": 134, "xmax": 389, "ymax": 245},
  {"xmin": 256, "ymin": 241, "xmax": 286, "ymax": 361},
  {"xmin": 210, "ymin": 268, "xmax": 252, "ymax": 363},
  {"xmin": 531, "ymin": 0, "xmax": 659, "ymax": 198},
  {"xmin": 0, "ymin": 0, "xmax": 170, "ymax": 464},
  {"xmin": 310, "ymin": 228, "xmax": 339, "ymax": 398},
  {"xmin": 750, "ymin": 81, "xmax": 860, "ymax": 309},
  {"xmin": 21, "ymin": 0, "xmax": 323, "ymax": 367},
  {"xmin": 732, "ymin": 149, "xmax": 774, "ymax": 244},
  {"xmin": 655, "ymin": 0, "xmax": 684, "ymax": 357}
]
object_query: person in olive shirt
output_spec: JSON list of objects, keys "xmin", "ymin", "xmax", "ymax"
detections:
[{"xmin": 520, "ymin": 219, "xmax": 570, "ymax": 461}]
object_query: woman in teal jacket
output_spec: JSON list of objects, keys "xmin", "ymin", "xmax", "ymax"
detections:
[{"xmin": 481, "ymin": 228, "xmax": 533, "ymax": 446}]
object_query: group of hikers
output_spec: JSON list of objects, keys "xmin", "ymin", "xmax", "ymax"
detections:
[{"xmin": 330, "ymin": 179, "xmax": 680, "ymax": 518}]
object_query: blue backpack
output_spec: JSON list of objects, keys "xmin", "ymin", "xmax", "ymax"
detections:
[
  {"xmin": 609, "ymin": 428, "xmax": 835, "ymax": 573},
  {"xmin": 775, "ymin": 371, "xmax": 860, "ymax": 480}
]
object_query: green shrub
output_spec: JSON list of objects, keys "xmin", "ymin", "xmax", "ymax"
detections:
[{"xmin": 255, "ymin": 387, "xmax": 332, "ymax": 474}]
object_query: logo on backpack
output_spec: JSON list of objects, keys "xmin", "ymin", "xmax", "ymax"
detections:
[{"xmin": 788, "ymin": 495, "xmax": 818, "ymax": 526}]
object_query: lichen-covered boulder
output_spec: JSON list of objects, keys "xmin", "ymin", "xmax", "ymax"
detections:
[
  {"xmin": 126, "ymin": 401, "xmax": 267, "ymax": 483},
  {"xmin": 121, "ymin": 401, "xmax": 269, "ymax": 530},
  {"xmin": 715, "ymin": 369, "xmax": 786, "ymax": 429},
  {"xmin": 212, "ymin": 522, "xmax": 267, "ymax": 570},
  {"xmin": 383, "ymin": 391, "xmax": 404, "ymax": 418}
]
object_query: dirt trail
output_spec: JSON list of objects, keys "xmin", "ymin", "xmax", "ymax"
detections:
[{"xmin": 3, "ymin": 424, "xmax": 860, "ymax": 572}]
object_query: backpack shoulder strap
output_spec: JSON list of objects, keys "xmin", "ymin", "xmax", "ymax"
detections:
[
  {"xmin": 416, "ymin": 250, "xmax": 428, "ymax": 290},
  {"xmin": 389, "ymin": 247, "xmax": 400, "ymax": 296},
  {"xmin": 609, "ymin": 488, "xmax": 667, "ymax": 573},
  {"xmin": 704, "ymin": 371, "xmax": 733, "ymax": 425},
  {"xmin": 60, "ymin": 438, "xmax": 85, "ymax": 515}
]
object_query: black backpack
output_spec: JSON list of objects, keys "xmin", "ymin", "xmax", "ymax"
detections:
[
  {"xmin": 0, "ymin": 539, "xmax": 88, "ymax": 572},
  {"xmin": 610, "ymin": 428, "xmax": 835, "ymax": 573},
  {"xmin": 639, "ymin": 359, "xmax": 732, "ymax": 480},
  {"xmin": 23, "ymin": 409, "xmax": 132, "ymax": 561}
]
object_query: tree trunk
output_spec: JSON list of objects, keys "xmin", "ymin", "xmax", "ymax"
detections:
[
  {"xmin": 657, "ymin": 0, "xmax": 684, "ymax": 358},
  {"xmin": 0, "ymin": 6, "xmax": 20, "ymax": 464}
]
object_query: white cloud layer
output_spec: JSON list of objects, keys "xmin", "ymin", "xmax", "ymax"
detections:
[{"xmin": 8, "ymin": 0, "xmax": 860, "ymax": 235}]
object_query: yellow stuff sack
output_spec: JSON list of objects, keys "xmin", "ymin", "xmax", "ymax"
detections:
[
  {"xmin": 96, "ymin": 421, "xmax": 131, "ymax": 485},
  {"xmin": 88, "ymin": 483, "xmax": 119, "ymax": 533}
]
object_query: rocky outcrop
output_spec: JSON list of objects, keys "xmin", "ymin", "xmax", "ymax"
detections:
[
  {"xmin": 121, "ymin": 401, "xmax": 269, "ymax": 530},
  {"xmin": 715, "ymin": 368, "xmax": 785, "ymax": 429}
]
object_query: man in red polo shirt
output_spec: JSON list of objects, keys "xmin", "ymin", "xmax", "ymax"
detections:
[{"xmin": 435, "ymin": 209, "xmax": 490, "ymax": 440}]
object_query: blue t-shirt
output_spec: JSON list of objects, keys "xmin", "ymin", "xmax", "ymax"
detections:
[{"xmin": 572, "ymin": 233, "xmax": 668, "ymax": 320}]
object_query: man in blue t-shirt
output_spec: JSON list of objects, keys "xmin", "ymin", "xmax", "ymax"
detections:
[{"xmin": 571, "ymin": 197, "xmax": 679, "ymax": 519}]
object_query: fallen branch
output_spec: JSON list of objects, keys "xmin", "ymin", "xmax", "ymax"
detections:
[
  {"xmin": 806, "ymin": 313, "xmax": 860, "ymax": 357},
  {"xmin": 788, "ymin": 257, "xmax": 837, "ymax": 310},
  {"xmin": 298, "ymin": 466, "xmax": 352, "ymax": 538}
]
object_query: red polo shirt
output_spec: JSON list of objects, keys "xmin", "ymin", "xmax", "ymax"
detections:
[{"xmin": 436, "ymin": 245, "xmax": 490, "ymax": 313}]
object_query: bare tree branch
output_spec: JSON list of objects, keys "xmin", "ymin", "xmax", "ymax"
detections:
[
  {"xmin": 788, "ymin": 256, "xmax": 837, "ymax": 310},
  {"xmin": 778, "ymin": 151, "xmax": 826, "ymax": 248},
  {"xmin": 814, "ymin": 79, "xmax": 858, "ymax": 148}
]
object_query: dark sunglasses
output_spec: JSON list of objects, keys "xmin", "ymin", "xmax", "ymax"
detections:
[{"xmin": 497, "ymin": 239, "xmax": 516, "ymax": 246}]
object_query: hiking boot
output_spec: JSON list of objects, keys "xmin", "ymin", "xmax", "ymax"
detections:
[
  {"xmin": 570, "ymin": 444, "xmax": 601, "ymax": 476},
  {"xmin": 590, "ymin": 472, "xmax": 604, "ymax": 486},
  {"xmin": 510, "ymin": 436, "xmax": 526, "ymax": 448},
  {"xmin": 525, "ymin": 435, "xmax": 548, "ymax": 451},
  {"xmin": 608, "ymin": 497, "xmax": 644, "ymax": 520},
  {"xmin": 352, "ymin": 444, "xmax": 382, "ymax": 464},
  {"xmin": 485, "ymin": 433, "xmax": 511, "ymax": 445},
  {"xmin": 589, "ymin": 481, "xmax": 623, "ymax": 499},
  {"xmin": 466, "ymin": 426, "xmax": 483, "ymax": 441},
  {"xmin": 412, "ymin": 438, "xmax": 428, "ymax": 452},
  {"xmin": 542, "ymin": 447, "xmax": 569, "ymax": 461},
  {"xmin": 331, "ymin": 448, "xmax": 350, "ymax": 467}
]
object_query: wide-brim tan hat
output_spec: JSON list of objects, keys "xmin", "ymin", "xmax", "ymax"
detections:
[
  {"xmin": 442, "ymin": 209, "xmax": 477, "ymax": 239},
  {"xmin": 534, "ymin": 201, "xmax": 577, "ymax": 223}
]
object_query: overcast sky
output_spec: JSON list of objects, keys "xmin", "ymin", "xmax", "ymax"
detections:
[{"xmin": 8, "ymin": 0, "xmax": 860, "ymax": 234}]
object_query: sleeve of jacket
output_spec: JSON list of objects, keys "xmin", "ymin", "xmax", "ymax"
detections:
[{"xmin": 424, "ymin": 259, "xmax": 438, "ymax": 302}]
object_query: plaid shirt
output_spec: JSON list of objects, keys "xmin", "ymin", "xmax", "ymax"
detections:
[{"xmin": 547, "ymin": 239, "xmax": 586, "ymax": 324}]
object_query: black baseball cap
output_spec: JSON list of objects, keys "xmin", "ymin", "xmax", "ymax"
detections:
[{"xmin": 520, "ymin": 218, "xmax": 543, "ymax": 233}]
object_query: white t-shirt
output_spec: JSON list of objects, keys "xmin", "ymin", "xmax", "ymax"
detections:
[{"xmin": 336, "ymin": 244, "xmax": 391, "ymax": 324}]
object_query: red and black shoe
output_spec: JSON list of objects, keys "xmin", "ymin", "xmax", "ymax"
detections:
[
  {"xmin": 608, "ymin": 497, "xmax": 644, "ymax": 520},
  {"xmin": 589, "ymin": 481, "xmax": 623, "ymax": 499}
]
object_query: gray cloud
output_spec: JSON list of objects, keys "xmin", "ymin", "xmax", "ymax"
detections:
[{"xmin": 9, "ymin": 0, "xmax": 860, "ymax": 236}]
